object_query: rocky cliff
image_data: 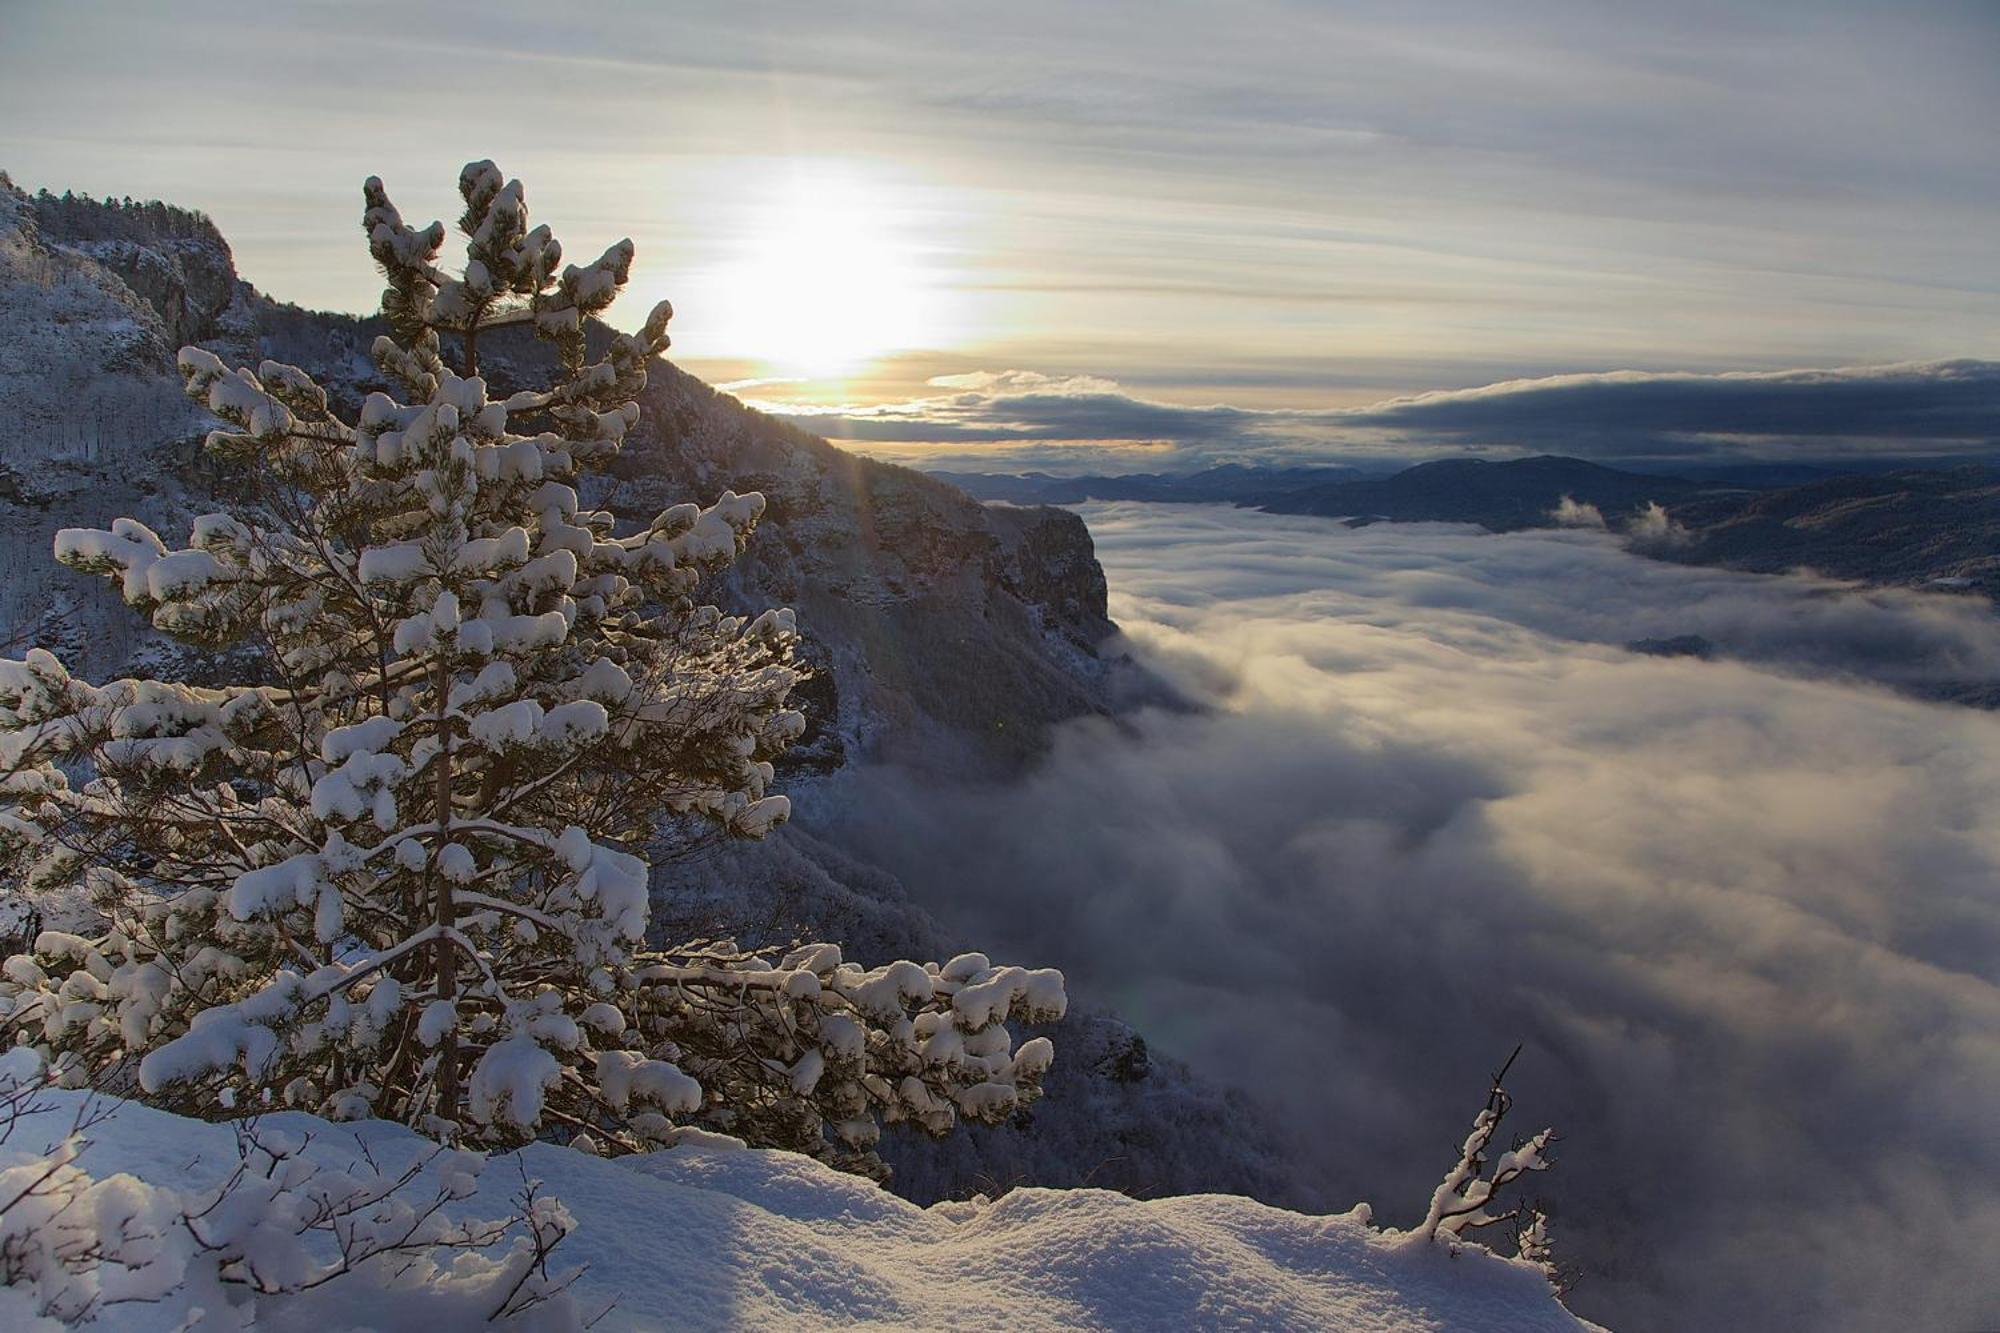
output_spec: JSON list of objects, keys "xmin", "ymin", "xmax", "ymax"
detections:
[{"xmin": 612, "ymin": 362, "xmax": 1117, "ymax": 775}]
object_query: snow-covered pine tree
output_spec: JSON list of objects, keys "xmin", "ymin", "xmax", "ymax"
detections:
[{"xmin": 0, "ymin": 162, "xmax": 1064, "ymax": 1174}]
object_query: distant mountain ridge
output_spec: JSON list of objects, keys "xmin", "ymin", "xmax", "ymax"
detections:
[
  {"xmin": 937, "ymin": 454, "xmax": 1714, "ymax": 529},
  {"xmin": 935, "ymin": 451, "xmax": 2000, "ymax": 602},
  {"xmin": 1256, "ymin": 457, "xmax": 2000, "ymax": 602},
  {"xmin": 934, "ymin": 462, "xmax": 1369, "ymax": 506},
  {"xmin": 1661, "ymin": 464, "xmax": 2000, "ymax": 601},
  {"xmin": 1258, "ymin": 454, "xmax": 1708, "ymax": 529}
]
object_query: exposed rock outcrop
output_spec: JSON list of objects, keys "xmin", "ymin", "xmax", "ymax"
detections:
[{"xmin": 613, "ymin": 360, "xmax": 1118, "ymax": 773}]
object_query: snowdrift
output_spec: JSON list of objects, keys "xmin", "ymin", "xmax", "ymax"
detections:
[{"xmin": 3, "ymin": 1092, "xmax": 1595, "ymax": 1332}]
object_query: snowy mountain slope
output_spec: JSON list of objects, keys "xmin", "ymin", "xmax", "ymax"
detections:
[
  {"xmin": 620, "ymin": 361, "xmax": 1120, "ymax": 774},
  {"xmin": 0, "ymin": 180, "xmax": 299, "ymax": 659},
  {"xmin": 4, "ymin": 1092, "xmax": 1595, "ymax": 1332},
  {"xmin": 0, "ymin": 177, "xmax": 242, "ymax": 473},
  {"xmin": 0, "ymin": 176, "xmax": 1304, "ymax": 1212}
]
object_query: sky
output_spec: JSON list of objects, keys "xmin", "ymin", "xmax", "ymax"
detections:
[
  {"xmin": 824, "ymin": 503, "xmax": 2000, "ymax": 1332},
  {"xmin": 2, "ymin": 0, "xmax": 1996, "ymax": 467}
]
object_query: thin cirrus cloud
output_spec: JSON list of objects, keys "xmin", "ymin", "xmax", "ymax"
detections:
[
  {"xmin": 1, "ymin": 2, "xmax": 1995, "ymax": 404},
  {"xmin": 767, "ymin": 359, "xmax": 2000, "ymax": 472}
]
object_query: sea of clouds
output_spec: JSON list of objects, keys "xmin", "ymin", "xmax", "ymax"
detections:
[{"xmin": 820, "ymin": 503, "xmax": 2000, "ymax": 1333}]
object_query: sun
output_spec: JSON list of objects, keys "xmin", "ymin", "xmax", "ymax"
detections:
[{"xmin": 705, "ymin": 164, "xmax": 939, "ymax": 379}]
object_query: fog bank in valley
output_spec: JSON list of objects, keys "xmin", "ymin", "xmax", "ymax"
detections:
[{"xmin": 821, "ymin": 504, "xmax": 2000, "ymax": 1333}]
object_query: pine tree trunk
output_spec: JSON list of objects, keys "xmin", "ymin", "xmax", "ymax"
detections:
[
  {"xmin": 433, "ymin": 650, "xmax": 458, "ymax": 1122},
  {"xmin": 433, "ymin": 307, "xmax": 478, "ymax": 1126}
]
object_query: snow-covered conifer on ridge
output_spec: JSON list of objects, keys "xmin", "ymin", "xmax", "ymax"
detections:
[{"xmin": 0, "ymin": 162, "xmax": 1064, "ymax": 1175}]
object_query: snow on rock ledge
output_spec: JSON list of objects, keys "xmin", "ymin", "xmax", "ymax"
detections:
[{"xmin": 5, "ymin": 1093, "xmax": 1598, "ymax": 1332}]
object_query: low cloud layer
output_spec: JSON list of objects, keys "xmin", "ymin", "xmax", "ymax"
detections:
[
  {"xmin": 770, "ymin": 359, "xmax": 2000, "ymax": 473},
  {"xmin": 1350, "ymin": 359, "xmax": 2000, "ymax": 457},
  {"xmin": 819, "ymin": 506, "xmax": 2000, "ymax": 1332}
]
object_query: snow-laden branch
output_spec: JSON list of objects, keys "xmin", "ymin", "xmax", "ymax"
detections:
[
  {"xmin": 1405, "ymin": 1045, "xmax": 1562, "ymax": 1285},
  {"xmin": 0, "ymin": 1051, "xmax": 584, "ymax": 1327}
]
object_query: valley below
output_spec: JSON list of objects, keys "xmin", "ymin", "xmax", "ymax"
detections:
[{"xmin": 802, "ymin": 501, "xmax": 2000, "ymax": 1333}]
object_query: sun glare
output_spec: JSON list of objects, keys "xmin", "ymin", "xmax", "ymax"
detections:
[{"xmin": 705, "ymin": 164, "xmax": 940, "ymax": 379}]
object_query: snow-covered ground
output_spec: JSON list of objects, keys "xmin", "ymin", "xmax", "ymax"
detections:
[{"xmin": 3, "ymin": 1091, "xmax": 1593, "ymax": 1332}]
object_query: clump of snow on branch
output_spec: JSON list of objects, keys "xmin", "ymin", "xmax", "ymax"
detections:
[{"xmin": 0, "ymin": 160, "xmax": 1065, "ymax": 1177}]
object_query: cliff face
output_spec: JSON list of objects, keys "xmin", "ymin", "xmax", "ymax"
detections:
[
  {"xmin": 28, "ymin": 197, "xmax": 242, "ymax": 352},
  {"xmin": 614, "ymin": 362, "xmax": 1116, "ymax": 773},
  {"xmin": 5, "ymin": 180, "xmax": 249, "ymax": 362},
  {"xmin": 0, "ymin": 181, "xmax": 234, "ymax": 666}
]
